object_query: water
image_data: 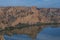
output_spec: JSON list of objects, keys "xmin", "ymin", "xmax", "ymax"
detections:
[
  {"xmin": 37, "ymin": 27, "xmax": 60, "ymax": 40},
  {"xmin": 4, "ymin": 34, "xmax": 32, "ymax": 40},
  {"xmin": 4, "ymin": 26, "xmax": 60, "ymax": 40}
]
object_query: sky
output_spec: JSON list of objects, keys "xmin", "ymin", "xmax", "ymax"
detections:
[{"xmin": 0, "ymin": 0, "xmax": 60, "ymax": 8}]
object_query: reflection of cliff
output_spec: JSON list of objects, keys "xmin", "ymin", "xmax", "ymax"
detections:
[
  {"xmin": 0, "ymin": 25, "xmax": 43, "ymax": 40},
  {"xmin": 5, "ymin": 26, "xmax": 42, "ymax": 39},
  {"xmin": 0, "ymin": 22, "xmax": 59, "ymax": 40},
  {"xmin": 0, "ymin": 6, "xmax": 60, "ymax": 29},
  {"xmin": 0, "ymin": 35, "xmax": 4, "ymax": 40}
]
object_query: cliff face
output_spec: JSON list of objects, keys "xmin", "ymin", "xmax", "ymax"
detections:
[{"xmin": 0, "ymin": 6, "xmax": 60, "ymax": 29}]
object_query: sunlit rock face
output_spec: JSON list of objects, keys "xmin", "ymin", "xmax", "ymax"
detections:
[{"xmin": 0, "ymin": 6, "xmax": 60, "ymax": 29}]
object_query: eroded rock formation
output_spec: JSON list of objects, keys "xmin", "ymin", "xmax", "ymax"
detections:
[{"xmin": 0, "ymin": 6, "xmax": 60, "ymax": 29}]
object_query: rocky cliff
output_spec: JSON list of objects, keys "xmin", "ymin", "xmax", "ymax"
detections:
[{"xmin": 0, "ymin": 6, "xmax": 60, "ymax": 29}]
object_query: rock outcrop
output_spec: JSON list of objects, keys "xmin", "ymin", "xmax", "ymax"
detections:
[{"xmin": 0, "ymin": 6, "xmax": 60, "ymax": 29}]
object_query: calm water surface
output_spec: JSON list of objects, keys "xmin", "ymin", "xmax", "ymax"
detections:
[{"xmin": 4, "ymin": 26, "xmax": 60, "ymax": 40}]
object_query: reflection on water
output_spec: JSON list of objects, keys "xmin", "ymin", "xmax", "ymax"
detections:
[
  {"xmin": 4, "ymin": 34, "xmax": 32, "ymax": 40},
  {"xmin": 4, "ymin": 25, "xmax": 60, "ymax": 40},
  {"xmin": 37, "ymin": 27, "xmax": 60, "ymax": 40}
]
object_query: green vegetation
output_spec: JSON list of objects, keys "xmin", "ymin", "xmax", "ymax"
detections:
[
  {"xmin": 15, "ymin": 23, "xmax": 30, "ymax": 29},
  {"xmin": 33, "ymin": 22, "xmax": 60, "ymax": 26},
  {"xmin": 5, "ymin": 26, "xmax": 15, "ymax": 31}
]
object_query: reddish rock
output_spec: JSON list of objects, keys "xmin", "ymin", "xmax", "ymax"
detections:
[{"xmin": 0, "ymin": 7, "xmax": 60, "ymax": 29}]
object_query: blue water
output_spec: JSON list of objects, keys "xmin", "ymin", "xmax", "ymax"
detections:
[
  {"xmin": 4, "ymin": 34, "xmax": 32, "ymax": 40},
  {"xmin": 37, "ymin": 27, "xmax": 60, "ymax": 40},
  {"xmin": 4, "ymin": 26, "xmax": 60, "ymax": 40}
]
